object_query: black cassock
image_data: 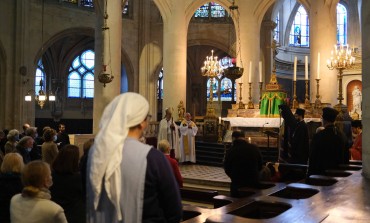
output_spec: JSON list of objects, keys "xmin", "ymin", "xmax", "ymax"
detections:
[{"xmin": 279, "ymin": 104, "xmax": 309, "ymax": 164}]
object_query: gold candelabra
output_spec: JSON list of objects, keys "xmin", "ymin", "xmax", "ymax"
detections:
[
  {"xmin": 259, "ymin": 81, "xmax": 263, "ymax": 108},
  {"xmin": 327, "ymin": 44, "xmax": 355, "ymax": 108},
  {"xmin": 247, "ymin": 82, "xmax": 254, "ymax": 109},
  {"xmin": 201, "ymin": 50, "xmax": 223, "ymax": 118},
  {"xmin": 314, "ymin": 79, "xmax": 322, "ymax": 109},
  {"xmin": 292, "ymin": 81, "xmax": 298, "ymax": 109},
  {"xmin": 238, "ymin": 82, "xmax": 245, "ymax": 109},
  {"xmin": 304, "ymin": 80, "xmax": 311, "ymax": 109}
]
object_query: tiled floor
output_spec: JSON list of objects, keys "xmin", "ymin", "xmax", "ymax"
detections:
[{"xmin": 179, "ymin": 164, "xmax": 231, "ymax": 190}]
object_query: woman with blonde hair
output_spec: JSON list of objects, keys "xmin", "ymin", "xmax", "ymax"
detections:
[
  {"xmin": 4, "ymin": 129, "xmax": 19, "ymax": 154},
  {"xmin": 42, "ymin": 128, "xmax": 59, "ymax": 166},
  {"xmin": 10, "ymin": 160, "xmax": 67, "ymax": 223},
  {"xmin": 0, "ymin": 153, "xmax": 24, "ymax": 222}
]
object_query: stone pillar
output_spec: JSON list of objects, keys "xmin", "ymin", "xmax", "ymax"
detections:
[
  {"xmin": 162, "ymin": 3, "xmax": 187, "ymax": 120},
  {"xmin": 93, "ymin": 0, "xmax": 122, "ymax": 134},
  {"xmin": 309, "ymin": 0, "xmax": 339, "ymax": 106},
  {"xmin": 238, "ymin": 2, "xmax": 261, "ymax": 105},
  {"xmin": 361, "ymin": 0, "xmax": 369, "ymax": 178}
]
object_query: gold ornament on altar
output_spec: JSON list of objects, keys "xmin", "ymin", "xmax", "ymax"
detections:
[{"xmin": 266, "ymin": 40, "xmax": 282, "ymax": 91}]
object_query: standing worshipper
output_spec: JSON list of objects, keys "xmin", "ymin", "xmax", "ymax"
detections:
[
  {"xmin": 158, "ymin": 139, "xmax": 183, "ymax": 188},
  {"xmin": 279, "ymin": 105, "xmax": 309, "ymax": 164},
  {"xmin": 56, "ymin": 124, "xmax": 70, "ymax": 150},
  {"xmin": 157, "ymin": 108, "xmax": 180, "ymax": 159},
  {"xmin": 19, "ymin": 123, "xmax": 30, "ymax": 139},
  {"xmin": 179, "ymin": 112, "xmax": 198, "ymax": 163},
  {"xmin": 224, "ymin": 130, "xmax": 263, "ymax": 197},
  {"xmin": 87, "ymin": 93, "xmax": 182, "ymax": 223},
  {"xmin": 308, "ymin": 107, "xmax": 346, "ymax": 176},
  {"xmin": 15, "ymin": 136, "xmax": 34, "ymax": 164}
]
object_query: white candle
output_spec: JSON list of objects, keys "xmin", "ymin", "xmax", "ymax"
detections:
[
  {"xmin": 219, "ymin": 117, "xmax": 221, "ymax": 124},
  {"xmin": 293, "ymin": 57, "xmax": 297, "ymax": 81},
  {"xmin": 248, "ymin": 137, "xmax": 251, "ymax": 144},
  {"xmin": 305, "ymin": 56, "xmax": 308, "ymax": 80},
  {"xmin": 259, "ymin": 61, "xmax": 262, "ymax": 82},
  {"xmin": 249, "ymin": 61, "xmax": 252, "ymax": 83},
  {"xmin": 317, "ymin": 52, "xmax": 320, "ymax": 79}
]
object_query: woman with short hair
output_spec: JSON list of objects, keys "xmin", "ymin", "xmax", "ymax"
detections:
[
  {"xmin": 10, "ymin": 160, "xmax": 67, "ymax": 223},
  {"xmin": 41, "ymin": 128, "xmax": 58, "ymax": 166},
  {"xmin": 4, "ymin": 129, "xmax": 19, "ymax": 154},
  {"xmin": 0, "ymin": 153, "xmax": 24, "ymax": 223}
]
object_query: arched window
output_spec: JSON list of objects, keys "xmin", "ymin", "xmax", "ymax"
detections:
[
  {"xmin": 67, "ymin": 50, "xmax": 95, "ymax": 98},
  {"xmin": 207, "ymin": 78, "xmax": 219, "ymax": 100},
  {"xmin": 193, "ymin": 2, "xmax": 229, "ymax": 22},
  {"xmin": 80, "ymin": 0, "xmax": 129, "ymax": 15},
  {"xmin": 289, "ymin": 5, "xmax": 309, "ymax": 47},
  {"xmin": 35, "ymin": 59, "xmax": 46, "ymax": 94},
  {"xmin": 274, "ymin": 13, "xmax": 280, "ymax": 43},
  {"xmin": 337, "ymin": 3, "xmax": 347, "ymax": 45}
]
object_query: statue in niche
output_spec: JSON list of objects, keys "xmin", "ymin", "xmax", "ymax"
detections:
[{"xmin": 351, "ymin": 85, "xmax": 362, "ymax": 119}]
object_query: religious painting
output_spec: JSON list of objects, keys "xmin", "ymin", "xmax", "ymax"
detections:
[{"xmin": 347, "ymin": 80, "xmax": 362, "ymax": 120}]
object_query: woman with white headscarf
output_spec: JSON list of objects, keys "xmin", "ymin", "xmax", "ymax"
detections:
[{"xmin": 87, "ymin": 92, "xmax": 182, "ymax": 223}]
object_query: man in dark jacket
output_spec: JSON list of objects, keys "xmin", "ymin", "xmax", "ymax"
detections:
[
  {"xmin": 224, "ymin": 130, "xmax": 263, "ymax": 197},
  {"xmin": 308, "ymin": 107, "xmax": 346, "ymax": 176},
  {"xmin": 279, "ymin": 104, "xmax": 309, "ymax": 164}
]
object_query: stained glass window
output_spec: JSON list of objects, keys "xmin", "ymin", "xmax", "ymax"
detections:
[
  {"xmin": 194, "ymin": 2, "xmax": 227, "ymax": 19},
  {"xmin": 80, "ymin": 0, "xmax": 129, "ymax": 15},
  {"xmin": 35, "ymin": 59, "xmax": 46, "ymax": 95},
  {"xmin": 274, "ymin": 13, "xmax": 280, "ymax": 43},
  {"xmin": 337, "ymin": 3, "xmax": 347, "ymax": 45},
  {"xmin": 289, "ymin": 5, "xmax": 309, "ymax": 47},
  {"xmin": 67, "ymin": 50, "xmax": 95, "ymax": 98},
  {"xmin": 207, "ymin": 78, "xmax": 219, "ymax": 100}
]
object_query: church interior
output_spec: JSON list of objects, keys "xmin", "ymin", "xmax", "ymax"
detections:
[{"xmin": 1, "ymin": 0, "xmax": 370, "ymax": 222}]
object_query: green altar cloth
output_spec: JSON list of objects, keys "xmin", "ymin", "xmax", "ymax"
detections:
[{"xmin": 260, "ymin": 91, "xmax": 287, "ymax": 117}]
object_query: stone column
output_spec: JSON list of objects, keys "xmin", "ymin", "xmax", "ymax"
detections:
[
  {"xmin": 310, "ymin": 0, "xmax": 339, "ymax": 106},
  {"xmin": 93, "ymin": 0, "xmax": 122, "ymax": 133},
  {"xmin": 361, "ymin": 0, "xmax": 369, "ymax": 178},
  {"xmin": 238, "ymin": 2, "xmax": 261, "ymax": 105},
  {"xmin": 162, "ymin": 3, "xmax": 187, "ymax": 120}
]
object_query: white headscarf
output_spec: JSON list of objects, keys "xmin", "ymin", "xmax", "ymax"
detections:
[{"xmin": 88, "ymin": 92, "xmax": 149, "ymax": 220}]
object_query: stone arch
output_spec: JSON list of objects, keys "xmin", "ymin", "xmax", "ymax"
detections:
[{"xmin": 121, "ymin": 48, "xmax": 135, "ymax": 92}]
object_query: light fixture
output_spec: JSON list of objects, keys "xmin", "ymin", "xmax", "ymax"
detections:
[
  {"xmin": 223, "ymin": 0, "xmax": 244, "ymax": 81},
  {"xmin": 25, "ymin": 79, "xmax": 55, "ymax": 109},
  {"xmin": 201, "ymin": 50, "xmax": 223, "ymax": 118},
  {"xmin": 98, "ymin": 0, "xmax": 114, "ymax": 87},
  {"xmin": 327, "ymin": 44, "xmax": 355, "ymax": 118}
]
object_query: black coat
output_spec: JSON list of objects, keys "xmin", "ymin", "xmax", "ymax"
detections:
[
  {"xmin": 0, "ymin": 173, "xmax": 23, "ymax": 223},
  {"xmin": 50, "ymin": 172, "xmax": 86, "ymax": 223},
  {"xmin": 290, "ymin": 120, "xmax": 309, "ymax": 164},
  {"xmin": 224, "ymin": 139, "xmax": 263, "ymax": 193},
  {"xmin": 308, "ymin": 124, "xmax": 346, "ymax": 176}
]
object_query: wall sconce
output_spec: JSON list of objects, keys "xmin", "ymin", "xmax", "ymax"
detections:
[{"xmin": 25, "ymin": 79, "xmax": 55, "ymax": 109}]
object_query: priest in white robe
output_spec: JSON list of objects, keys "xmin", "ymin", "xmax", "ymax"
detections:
[
  {"xmin": 157, "ymin": 108, "xmax": 180, "ymax": 160},
  {"xmin": 179, "ymin": 113, "xmax": 198, "ymax": 163}
]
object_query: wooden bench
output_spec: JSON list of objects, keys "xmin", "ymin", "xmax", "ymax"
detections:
[{"xmin": 181, "ymin": 187, "xmax": 219, "ymax": 208}]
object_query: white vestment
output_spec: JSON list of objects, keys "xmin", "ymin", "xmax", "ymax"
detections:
[
  {"xmin": 179, "ymin": 120, "xmax": 198, "ymax": 163},
  {"xmin": 157, "ymin": 118, "xmax": 180, "ymax": 159}
]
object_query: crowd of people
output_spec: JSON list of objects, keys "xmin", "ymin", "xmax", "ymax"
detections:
[{"xmin": 0, "ymin": 92, "xmax": 364, "ymax": 222}]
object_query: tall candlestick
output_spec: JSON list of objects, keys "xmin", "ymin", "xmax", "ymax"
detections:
[
  {"xmin": 249, "ymin": 61, "xmax": 252, "ymax": 83},
  {"xmin": 317, "ymin": 52, "xmax": 320, "ymax": 79},
  {"xmin": 259, "ymin": 61, "xmax": 262, "ymax": 82},
  {"xmin": 305, "ymin": 56, "xmax": 308, "ymax": 80},
  {"xmin": 293, "ymin": 57, "xmax": 297, "ymax": 81}
]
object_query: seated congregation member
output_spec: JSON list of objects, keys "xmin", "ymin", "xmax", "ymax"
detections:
[
  {"xmin": 158, "ymin": 139, "xmax": 183, "ymax": 188},
  {"xmin": 15, "ymin": 136, "xmax": 34, "ymax": 164},
  {"xmin": 88, "ymin": 92, "xmax": 182, "ymax": 223},
  {"xmin": 350, "ymin": 120, "xmax": 362, "ymax": 160},
  {"xmin": 308, "ymin": 107, "xmax": 346, "ymax": 176},
  {"xmin": 10, "ymin": 160, "xmax": 67, "ymax": 223},
  {"xmin": 50, "ymin": 145, "xmax": 85, "ymax": 223},
  {"xmin": 0, "ymin": 153, "xmax": 24, "ymax": 223},
  {"xmin": 26, "ymin": 127, "xmax": 41, "ymax": 161},
  {"xmin": 224, "ymin": 130, "xmax": 263, "ymax": 197},
  {"xmin": 4, "ymin": 129, "xmax": 19, "ymax": 154},
  {"xmin": 41, "ymin": 128, "xmax": 59, "ymax": 166}
]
